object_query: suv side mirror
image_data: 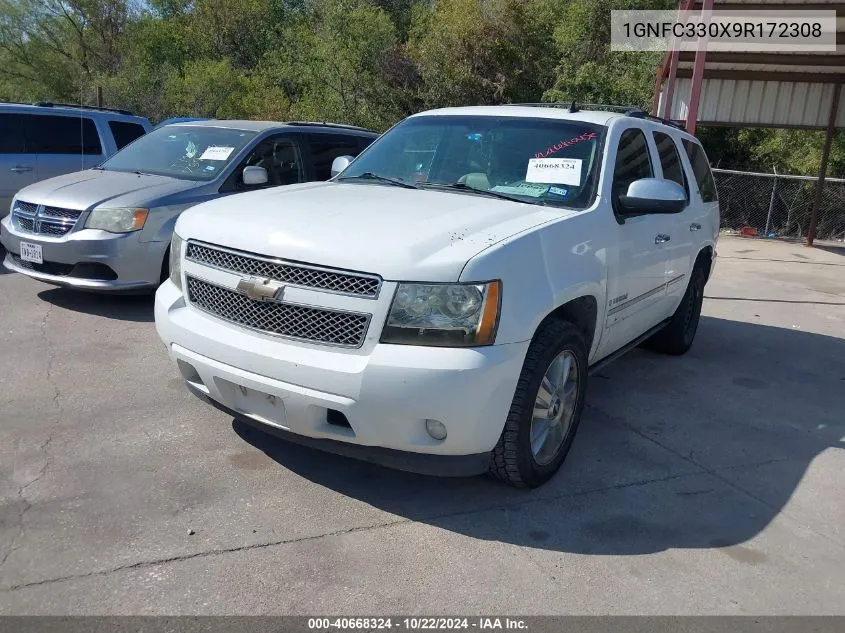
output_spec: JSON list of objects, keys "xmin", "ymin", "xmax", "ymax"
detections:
[
  {"xmin": 243, "ymin": 165, "xmax": 268, "ymax": 186},
  {"xmin": 618, "ymin": 178, "xmax": 686, "ymax": 214},
  {"xmin": 330, "ymin": 155, "xmax": 354, "ymax": 178}
]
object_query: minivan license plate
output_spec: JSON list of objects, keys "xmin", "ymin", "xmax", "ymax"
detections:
[{"xmin": 19, "ymin": 242, "xmax": 42, "ymax": 264}]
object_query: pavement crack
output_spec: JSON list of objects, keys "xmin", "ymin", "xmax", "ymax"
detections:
[
  {"xmin": 1, "ymin": 468, "xmax": 703, "ymax": 592},
  {"xmin": 3, "ymin": 517, "xmax": 412, "ymax": 591},
  {"xmin": 1, "ymin": 303, "xmax": 62, "ymax": 573},
  {"xmin": 41, "ymin": 302, "xmax": 62, "ymax": 414}
]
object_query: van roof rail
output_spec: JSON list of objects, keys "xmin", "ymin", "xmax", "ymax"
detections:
[
  {"xmin": 33, "ymin": 102, "xmax": 135, "ymax": 116},
  {"xmin": 284, "ymin": 120, "xmax": 376, "ymax": 133},
  {"xmin": 508, "ymin": 102, "xmax": 636, "ymax": 113}
]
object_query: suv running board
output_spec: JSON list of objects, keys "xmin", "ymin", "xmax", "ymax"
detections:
[{"xmin": 588, "ymin": 318, "xmax": 671, "ymax": 376}]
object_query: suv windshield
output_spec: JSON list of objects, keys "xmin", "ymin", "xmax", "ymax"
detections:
[
  {"xmin": 339, "ymin": 115, "xmax": 605, "ymax": 208},
  {"xmin": 101, "ymin": 125, "xmax": 258, "ymax": 181}
]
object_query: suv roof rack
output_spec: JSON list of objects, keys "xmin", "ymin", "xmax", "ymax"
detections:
[
  {"xmin": 33, "ymin": 101, "xmax": 135, "ymax": 116},
  {"xmin": 624, "ymin": 108, "xmax": 686, "ymax": 131},
  {"xmin": 507, "ymin": 102, "xmax": 687, "ymax": 130},
  {"xmin": 284, "ymin": 120, "xmax": 376, "ymax": 133},
  {"xmin": 508, "ymin": 102, "xmax": 635, "ymax": 113}
]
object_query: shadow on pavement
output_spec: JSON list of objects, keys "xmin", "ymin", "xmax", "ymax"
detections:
[
  {"xmin": 0, "ymin": 244, "xmax": 11, "ymax": 274},
  {"xmin": 37, "ymin": 287, "xmax": 155, "ymax": 323},
  {"xmin": 815, "ymin": 243, "xmax": 845, "ymax": 259},
  {"xmin": 233, "ymin": 316, "xmax": 845, "ymax": 555}
]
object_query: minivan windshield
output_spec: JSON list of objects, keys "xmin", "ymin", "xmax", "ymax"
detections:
[
  {"xmin": 101, "ymin": 125, "xmax": 258, "ymax": 181},
  {"xmin": 339, "ymin": 115, "xmax": 605, "ymax": 208}
]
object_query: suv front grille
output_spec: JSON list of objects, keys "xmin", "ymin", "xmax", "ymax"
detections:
[
  {"xmin": 186, "ymin": 242, "xmax": 381, "ymax": 298},
  {"xmin": 12, "ymin": 201, "xmax": 82, "ymax": 236},
  {"xmin": 186, "ymin": 276, "xmax": 370, "ymax": 348}
]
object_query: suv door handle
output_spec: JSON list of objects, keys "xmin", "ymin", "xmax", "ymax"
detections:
[
  {"xmin": 689, "ymin": 223, "xmax": 702, "ymax": 231},
  {"xmin": 654, "ymin": 234, "xmax": 671, "ymax": 244},
  {"xmin": 10, "ymin": 165, "xmax": 33, "ymax": 173}
]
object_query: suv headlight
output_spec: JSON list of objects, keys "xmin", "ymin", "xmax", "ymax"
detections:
[
  {"xmin": 169, "ymin": 233, "xmax": 183, "ymax": 291},
  {"xmin": 85, "ymin": 207, "xmax": 149, "ymax": 233},
  {"xmin": 381, "ymin": 281, "xmax": 501, "ymax": 347}
]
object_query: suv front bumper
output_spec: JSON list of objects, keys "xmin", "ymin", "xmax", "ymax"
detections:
[
  {"xmin": 155, "ymin": 280, "xmax": 529, "ymax": 475},
  {"xmin": 0, "ymin": 215, "xmax": 165, "ymax": 291}
]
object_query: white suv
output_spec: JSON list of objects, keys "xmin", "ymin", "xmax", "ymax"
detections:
[{"xmin": 154, "ymin": 105, "xmax": 719, "ymax": 487}]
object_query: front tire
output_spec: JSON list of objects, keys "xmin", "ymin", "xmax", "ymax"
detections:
[
  {"xmin": 646, "ymin": 264, "xmax": 706, "ymax": 355},
  {"xmin": 489, "ymin": 320, "xmax": 588, "ymax": 488}
]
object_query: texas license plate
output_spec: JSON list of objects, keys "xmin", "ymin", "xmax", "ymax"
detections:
[{"xmin": 19, "ymin": 241, "xmax": 42, "ymax": 264}]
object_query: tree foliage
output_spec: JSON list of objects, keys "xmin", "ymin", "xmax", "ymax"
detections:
[{"xmin": 0, "ymin": 0, "xmax": 838, "ymax": 176}]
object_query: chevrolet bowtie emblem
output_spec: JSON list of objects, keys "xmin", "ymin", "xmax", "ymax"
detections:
[{"xmin": 236, "ymin": 277, "xmax": 285, "ymax": 302}]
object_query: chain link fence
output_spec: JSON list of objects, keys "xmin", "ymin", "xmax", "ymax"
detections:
[{"xmin": 713, "ymin": 168, "xmax": 845, "ymax": 242}]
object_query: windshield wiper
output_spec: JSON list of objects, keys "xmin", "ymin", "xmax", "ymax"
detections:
[
  {"xmin": 337, "ymin": 172, "xmax": 419, "ymax": 189},
  {"xmin": 421, "ymin": 182, "xmax": 548, "ymax": 205}
]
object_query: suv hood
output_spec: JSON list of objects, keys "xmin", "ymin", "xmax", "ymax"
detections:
[
  {"xmin": 176, "ymin": 182, "xmax": 568, "ymax": 281},
  {"xmin": 15, "ymin": 169, "xmax": 199, "ymax": 210}
]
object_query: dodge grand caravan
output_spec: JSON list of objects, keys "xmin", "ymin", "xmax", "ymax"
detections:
[{"xmin": 1, "ymin": 120, "xmax": 377, "ymax": 291}]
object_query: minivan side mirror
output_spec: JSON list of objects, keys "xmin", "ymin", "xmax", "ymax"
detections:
[
  {"xmin": 618, "ymin": 178, "xmax": 686, "ymax": 214},
  {"xmin": 330, "ymin": 155, "xmax": 354, "ymax": 178},
  {"xmin": 242, "ymin": 165, "xmax": 268, "ymax": 186}
]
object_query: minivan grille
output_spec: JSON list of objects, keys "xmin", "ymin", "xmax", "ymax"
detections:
[
  {"xmin": 185, "ymin": 242, "xmax": 381, "ymax": 298},
  {"xmin": 12, "ymin": 201, "xmax": 82, "ymax": 237},
  {"xmin": 186, "ymin": 276, "xmax": 370, "ymax": 348},
  {"xmin": 41, "ymin": 206, "xmax": 82, "ymax": 220},
  {"xmin": 14, "ymin": 201, "xmax": 38, "ymax": 214}
]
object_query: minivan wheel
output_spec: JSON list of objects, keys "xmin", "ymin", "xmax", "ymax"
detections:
[
  {"xmin": 645, "ymin": 264, "xmax": 706, "ymax": 356},
  {"xmin": 489, "ymin": 320, "xmax": 588, "ymax": 488}
]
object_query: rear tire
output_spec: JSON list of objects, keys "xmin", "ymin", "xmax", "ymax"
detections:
[
  {"xmin": 645, "ymin": 264, "xmax": 706, "ymax": 355},
  {"xmin": 489, "ymin": 320, "xmax": 588, "ymax": 488}
]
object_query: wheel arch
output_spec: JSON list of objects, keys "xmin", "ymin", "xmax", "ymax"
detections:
[
  {"xmin": 532, "ymin": 294, "xmax": 599, "ymax": 356},
  {"xmin": 695, "ymin": 244, "xmax": 714, "ymax": 283}
]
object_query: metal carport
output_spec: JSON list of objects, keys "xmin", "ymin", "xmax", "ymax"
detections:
[{"xmin": 651, "ymin": 0, "xmax": 845, "ymax": 245}]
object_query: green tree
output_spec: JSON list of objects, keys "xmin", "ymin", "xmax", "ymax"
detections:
[
  {"xmin": 407, "ymin": 0, "xmax": 556, "ymax": 109},
  {"xmin": 544, "ymin": 0, "xmax": 671, "ymax": 108},
  {"xmin": 265, "ymin": 0, "xmax": 405, "ymax": 130},
  {"xmin": 0, "ymin": 0, "xmax": 135, "ymax": 102}
]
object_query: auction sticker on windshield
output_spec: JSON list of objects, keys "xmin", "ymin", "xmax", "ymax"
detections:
[
  {"xmin": 525, "ymin": 158, "xmax": 582, "ymax": 186},
  {"xmin": 199, "ymin": 146, "xmax": 236, "ymax": 161},
  {"xmin": 19, "ymin": 241, "xmax": 43, "ymax": 264},
  {"xmin": 491, "ymin": 183, "xmax": 550, "ymax": 197}
]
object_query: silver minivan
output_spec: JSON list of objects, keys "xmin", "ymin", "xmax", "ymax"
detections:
[
  {"xmin": 0, "ymin": 102, "xmax": 151, "ymax": 217},
  {"xmin": 0, "ymin": 120, "xmax": 377, "ymax": 291}
]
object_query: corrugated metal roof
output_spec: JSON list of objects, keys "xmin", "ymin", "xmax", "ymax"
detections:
[{"xmin": 660, "ymin": 78, "xmax": 845, "ymax": 127}]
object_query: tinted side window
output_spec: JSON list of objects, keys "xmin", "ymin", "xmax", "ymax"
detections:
[
  {"xmin": 683, "ymin": 139, "xmax": 717, "ymax": 202},
  {"xmin": 653, "ymin": 131, "xmax": 687, "ymax": 198},
  {"xmin": 232, "ymin": 134, "xmax": 305, "ymax": 189},
  {"xmin": 108, "ymin": 121, "xmax": 146, "ymax": 150},
  {"xmin": 0, "ymin": 113, "xmax": 28, "ymax": 153},
  {"xmin": 27, "ymin": 115, "xmax": 102, "ymax": 154},
  {"xmin": 612, "ymin": 128, "xmax": 653, "ymax": 201},
  {"xmin": 309, "ymin": 133, "xmax": 361, "ymax": 180}
]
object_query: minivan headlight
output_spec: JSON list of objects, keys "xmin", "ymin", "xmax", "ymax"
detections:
[
  {"xmin": 169, "ymin": 233, "xmax": 183, "ymax": 291},
  {"xmin": 85, "ymin": 207, "xmax": 149, "ymax": 233},
  {"xmin": 381, "ymin": 281, "xmax": 501, "ymax": 347}
]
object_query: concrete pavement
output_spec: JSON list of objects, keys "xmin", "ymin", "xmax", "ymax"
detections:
[{"xmin": 1, "ymin": 236, "xmax": 843, "ymax": 614}]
